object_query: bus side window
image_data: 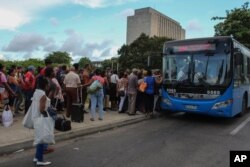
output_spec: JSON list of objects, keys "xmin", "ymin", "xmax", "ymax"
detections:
[{"xmin": 234, "ymin": 48, "xmax": 245, "ymax": 85}]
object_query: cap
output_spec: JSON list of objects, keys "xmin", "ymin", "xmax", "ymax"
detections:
[{"xmin": 28, "ymin": 65, "xmax": 35, "ymax": 71}]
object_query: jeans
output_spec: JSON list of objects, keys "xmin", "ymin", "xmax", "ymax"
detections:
[
  {"xmin": 90, "ymin": 89, "xmax": 104, "ymax": 119},
  {"xmin": 35, "ymin": 144, "xmax": 44, "ymax": 162}
]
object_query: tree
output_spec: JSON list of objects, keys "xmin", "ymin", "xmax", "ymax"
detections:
[
  {"xmin": 46, "ymin": 51, "xmax": 72, "ymax": 65},
  {"xmin": 118, "ymin": 33, "xmax": 172, "ymax": 70},
  {"xmin": 78, "ymin": 57, "xmax": 92, "ymax": 68},
  {"xmin": 0, "ymin": 58, "xmax": 44, "ymax": 73},
  {"xmin": 212, "ymin": 2, "xmax": 250, "ymax": 48}
]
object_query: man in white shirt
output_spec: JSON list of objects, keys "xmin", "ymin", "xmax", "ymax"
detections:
[{"xmin": 63, "ymin": 66, "xmax": 81, "ymax": 117}]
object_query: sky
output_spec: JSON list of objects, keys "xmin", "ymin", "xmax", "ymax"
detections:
[{"xmin": 0, "ymin": 0, "xmax": 248, "ymax": 62}]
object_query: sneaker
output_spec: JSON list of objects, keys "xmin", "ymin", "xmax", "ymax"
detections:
[
  {"xmin": 33, "ymin": 158, "xmax": 38, "ymax": 163},
  {"xmin": 90, "ymin": 118, "xmax": 95, "ymax": 121},
  {"xmin": 98, "ymin": 118, "xmax": 103, "ymax": 121},
  {"xmin": 36, "ymin": 161, "xmax": 51, "ymax": 166}
]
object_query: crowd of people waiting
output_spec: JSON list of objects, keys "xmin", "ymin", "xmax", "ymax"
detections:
[
  {"xmin": 0, "ymin": 59, "xmax": 163, "ymax": 165},
  {"xmin": 0, "ymin": 59, "xmax": 163, "ymax": 121}
]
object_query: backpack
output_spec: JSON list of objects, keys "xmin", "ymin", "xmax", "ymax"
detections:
[{"xmin": 87, "ymin": 80, "xmax": 102, "ymax": 94}]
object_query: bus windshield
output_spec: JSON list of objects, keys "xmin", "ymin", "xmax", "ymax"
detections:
[{"xmin": 163, "ymin": 52, "xmax": 231, "ymax": 87}]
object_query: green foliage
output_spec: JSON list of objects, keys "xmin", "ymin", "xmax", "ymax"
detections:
[
  {"xmin": 118, "ymin": 33, "xmax": 172, "ymax": 70},
  {"xmin": 0, "ymin": 58, "xmax": 44, "ymax": 71},
  {"xmin": 101, "ymin": 59, "xmax": 112, "ymax": 70},
  {"xmin": 212, "ymin": 2, "xmax": 250, "ymax": 48},
  {"xmin": 78, "ymin": 57, "xmax": 92, "ymax": 68},
  {"xmin": 45, "ymin": 51, "xmax": 72, "ymax": 65}
]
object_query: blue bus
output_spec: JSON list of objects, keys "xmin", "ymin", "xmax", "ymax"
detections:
[{"xmin": 161, "ymin": 36, "xmax": 250, "ymax": 117}]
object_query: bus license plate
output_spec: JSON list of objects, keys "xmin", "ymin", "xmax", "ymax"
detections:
[{"xmin": 185, "ymin": 105, "xmax": 197, "ymax": 110}]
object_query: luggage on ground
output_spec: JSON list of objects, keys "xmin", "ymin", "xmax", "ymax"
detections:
[
  {"xmin": 55, "ymin": 114, "xmax": 71, "ymax": 131},
  {"xmin": 71, "ymin": 86, "xmax": 84, "ymax": 123}
]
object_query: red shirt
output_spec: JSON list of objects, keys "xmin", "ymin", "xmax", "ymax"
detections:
[
  {"xmin": 23, "ymin": 71, "xmax": 35, "ymax": 90},
  {"xmin": 40, "ymin": 67, "xmax": 46, "ymax": 76}
]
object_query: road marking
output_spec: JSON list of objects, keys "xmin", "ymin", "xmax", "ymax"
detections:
[{"xmin": 230, "ymin": 117, "xmax": 250, "ymax": 135}]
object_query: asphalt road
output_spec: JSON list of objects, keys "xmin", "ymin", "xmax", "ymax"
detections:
[{"xmin": 1, "ymin": 112, "xmax": 250, "ymax": 167}]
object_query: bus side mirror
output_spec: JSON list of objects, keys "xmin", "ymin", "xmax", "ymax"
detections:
[{"xmin": 234, "ymin": 48, "xmax": 243, "ymax": 66}]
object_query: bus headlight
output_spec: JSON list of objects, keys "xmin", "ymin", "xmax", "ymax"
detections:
[
  {"xmin": 163, "ymin": 98, "xmax": 172, "ymax": 106},
  {"xmin": 212, "ymin": 99, "xmax": 233, "ymax": 109}
]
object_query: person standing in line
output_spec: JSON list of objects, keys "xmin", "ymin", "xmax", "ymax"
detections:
[
  {"xmin": 127, "ymin": 68, "xmax": 138, "ymax": 115},
  {"xmin": 110, "ymin": 70, "xmax": 119, "ymax": 110},
  {"xmin": 81, "ymin": 64, "xmax": 91, "ymax": 113},
  {"xmin": 52, "ymin": 67, "xmax": 64, "ymax": 111},
  {"xmin": 101, "ymin": 70, "xmax": 110, "ymax": 111},
  {"xmin": 23, "ymin": 66, "xmax": 36, "ymax": 114},
  {"xmin": 117, "ymin": 71, "xmax": 128, "ymax": 113},
  {"xmin": 144, "ymin": 69, "xmax": 161, "ymax": 117},
  {"xmin": 40, "ymin": 59, "xmax": 53, "ymax": 76},
  {"xmin": 136, "ymin": 70, "xmax": 145, "ymax": 113},
  {"xmin": 56, "ymin": 65, "xmax": 67, "ymax": 110},
  {"xmin": 0, "ymin": 64, "xmax": 16, "ymax": 104},
  {"xmin": 153, "ymin": 70, "xmax": 163, "ymax": 112},
  {"xmin": 63, "ymin": 66, "xmax": 81, "ymax": 118},
  {"xmin": 83, "ymin": 69, "xmax": 105, "ymax": 121},
  {"xmin": 31, "ymin": 76, "xmax": 53, "ymax": 166},
  {"xmin": 7, "ymin": 68, "xmax": 19, "ymax": 114},
  {"xmin": 16, "ymin": 66, "xmax": 25, "ymax": 113}
]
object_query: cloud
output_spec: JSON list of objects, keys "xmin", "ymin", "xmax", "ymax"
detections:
[
  {"xmin": 50, "ymin": 17, "xmax": 59, "ymax": 26},
  {"xmin": 185, "ymin": 19, "xmax": 203, "ymax": 32},
  {"xmin": 118, "ymin": 8, "xmax": 134, "ymax": 19},
  {"xmin": 2, "ymin": 30, "xmax": 118, "ymax": 62},
  {"xmin": 60, "ymin": 29, "xmax": 84, "ymax": 55},
  {"xmin": 3, "ymin": 32, "xmax": 57, "ymax": 52},
  {"xmin": 59, "ymin": 29, "xmax": 115, "ymax": 61},
  {"xmin": 72, "ymin": 0, "xmax": 137, "ymax": 8},
  {"xmin": 0, "ymin": 0, "xmax": 138, "ymax": 30},
  {"xmin": 0, "ymin": 0, "xmax": 65, "ymax": 30},
  {"xmin": 0, "ymin": 8, "xmax": 30, "ymax": 30},
  {"xmin": 0, "ymin": 53, "xmax": 6, "ymax": 60}
]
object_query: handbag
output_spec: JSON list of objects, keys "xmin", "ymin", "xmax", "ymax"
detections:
[
  {"xmin": 118, "ymin": 90, "xmax": 125, "ymax": 97},
  {"xmin": 33, "ymin": 111, "xmax": 55, "ymax": 146},
  {"xmin": 22, "ymin": 106, "xmax": 34, "ymax": 129},
  {"xmin": 139, "ymin": 80, "xmax": 147, "ymax": 92},
  {"xmin": 2, "ymin": 105, "xmax": 13, "ymax": 127},
  {"xmin": 55, "ymin": 115, "xmax": 71, "ymax": 131}
]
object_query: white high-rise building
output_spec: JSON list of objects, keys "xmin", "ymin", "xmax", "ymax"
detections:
[{"xmin": 127, "ymin": 7, "xmax": 185, "ymax": 45}]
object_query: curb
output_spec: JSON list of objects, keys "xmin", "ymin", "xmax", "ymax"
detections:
[{"xmin": 0, "ymin": 116, "xmax": 147, "ymax": 156}]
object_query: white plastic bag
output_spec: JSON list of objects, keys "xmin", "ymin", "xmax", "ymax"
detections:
[
  {"xmin": 33, "ymin": 112, "xmax": 55, "ymax": 146},
  {"xmin": 2, "ymin": 105, "xmax": 13, "ymax": 127},
  {"xmin": 22, "ymin": 107, "xmax": 34, "ymax": 129}
]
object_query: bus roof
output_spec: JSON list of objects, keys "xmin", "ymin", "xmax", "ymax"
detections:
[{"xmin": 164, "ymin": 36, "xmax": 232, "ymax": 46}]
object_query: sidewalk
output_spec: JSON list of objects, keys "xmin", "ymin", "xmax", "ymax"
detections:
[{"xmin": 0, "ymin": 110, "xmax": 147, "ymax": 155}]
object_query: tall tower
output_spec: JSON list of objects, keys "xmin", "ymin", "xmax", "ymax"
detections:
[{"xmin": 127, "ymin": 7, "xmax": 185, "ymax": 45}]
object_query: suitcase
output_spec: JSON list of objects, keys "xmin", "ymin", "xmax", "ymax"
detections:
[{"xmin": 71, "ymin": 86, "xmax": 84, "ymax": 123}]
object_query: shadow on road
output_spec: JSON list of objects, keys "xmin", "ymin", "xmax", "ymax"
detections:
[{"xmin": 157, "ymin": 110, "xmax": 250, "ymax": 127}]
